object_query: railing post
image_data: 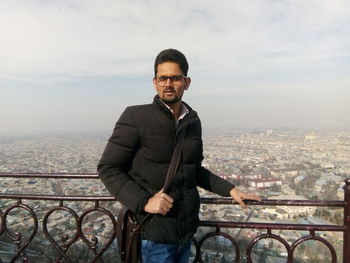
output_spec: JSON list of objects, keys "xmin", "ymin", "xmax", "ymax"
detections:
[{"xmin": 343, "ymin": 178, "xmax": 350, "ymax": 263}]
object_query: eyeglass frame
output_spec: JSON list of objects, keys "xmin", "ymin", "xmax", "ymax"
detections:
[{"xmin": 155, "ymin": 75, "xmax": 188, "ymax": 85}]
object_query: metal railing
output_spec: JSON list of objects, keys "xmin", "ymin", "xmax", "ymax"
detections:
[{"xmin": 0, "ymin": 173, "xmax": 349, "ymax": 263}]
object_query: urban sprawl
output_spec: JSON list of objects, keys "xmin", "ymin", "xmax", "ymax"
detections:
[{"xmin": 0, "ymin": 129, "xmax": 349, "ymax": 262}]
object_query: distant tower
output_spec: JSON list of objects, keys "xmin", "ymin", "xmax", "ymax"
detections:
[
  {"xmin": 266, "ymin": 129, "xmax": 273, "ymax": 136},
  {"xmin": 305, "ymin": 133, "xmax": 317, "ymax": 141}
]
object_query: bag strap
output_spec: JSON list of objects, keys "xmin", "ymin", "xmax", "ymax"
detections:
[
  {"xmin": 162, "ymin": 128, "xmax": 186, "ymax": 194},
  {"xmin": 137, "ymin": 127, "xmax": 186, "ymax": 226}
]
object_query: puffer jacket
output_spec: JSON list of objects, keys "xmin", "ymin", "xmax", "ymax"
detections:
[{"xmin": 97, "ymin": 95, "xmax": 234, "ymax": 244}]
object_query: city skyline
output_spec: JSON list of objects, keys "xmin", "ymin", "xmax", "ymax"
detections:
[{"xmin": 1, "ymin": 0, "xmax": 349, "ymax": 136}]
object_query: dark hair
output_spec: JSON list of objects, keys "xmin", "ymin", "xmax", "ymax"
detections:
[{"xmin": 154, "ymin": 49, "xmax": 189, "ymax": 76}]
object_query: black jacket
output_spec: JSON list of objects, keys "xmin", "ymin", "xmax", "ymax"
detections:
[{"xmin": 97, "ymin": 96, "xmax": 234, "ymax": 244}]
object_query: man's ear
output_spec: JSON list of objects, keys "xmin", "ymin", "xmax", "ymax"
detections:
[
  {"xmin": 184, "ymin": 77, "xmax": 191, "ymax": 90},
  {"xmin": 153, "ymin": 77, "xmax": 157, "ymax": 89}
]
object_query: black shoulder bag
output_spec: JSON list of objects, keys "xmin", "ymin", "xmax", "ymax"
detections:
[{"xmin": 117, "ymin": 129, "xmax": 186, "ymax": 263}]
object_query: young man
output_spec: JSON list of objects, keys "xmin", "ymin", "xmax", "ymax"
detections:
[{"xmin": 97, "ymin": 49, "xmax": 261, "ymax": 263}]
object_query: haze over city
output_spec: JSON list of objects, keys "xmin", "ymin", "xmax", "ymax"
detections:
[{"xmin": 1, "ymin": 0, "xmax": 349, "ymax": 136}]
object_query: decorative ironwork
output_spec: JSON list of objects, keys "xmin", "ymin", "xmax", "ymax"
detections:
[
  {"xmin": 0, "ymin": 173, "xmax": 349, "ymax": 263},
  {"xmin": 77, "ymin": 205, "xmax": 117, "ymax": 262},
  {"xmin": 42, "ymin": 204, "xmax": 80, "ymax": 263},
  {"xmin": 194, "ymin": 226, "xmax": 241, "ymax": 263},
  {"xmin": 2, "ymin": 202, "xmax": 38, "ymax": 263}
]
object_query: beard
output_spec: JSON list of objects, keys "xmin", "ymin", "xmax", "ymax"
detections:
[
  {"xmin": 161, "ymin": 95, "xmax": 181, "ymax": 105},
  {"xmin": 160, "ymin": 88, "xmax": 183, "ymax": 105}
]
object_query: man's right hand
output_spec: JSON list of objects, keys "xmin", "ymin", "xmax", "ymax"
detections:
[{"xmin": 144, "ymin": 190, "xmax": 174, "ymax": 216}]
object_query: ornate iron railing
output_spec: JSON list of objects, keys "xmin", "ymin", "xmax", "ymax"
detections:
[{"xmin": 0, "ymin": 173, "xmax": 349, "ymax": 263}]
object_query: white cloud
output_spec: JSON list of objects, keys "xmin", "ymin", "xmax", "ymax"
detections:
[
  {"xmin": 1, "ymin": 0, "xmax": 349, "ymax": 78},
  {"xmin": 0, "ymin": 0, "xmax": 349, "ymax": 132}
]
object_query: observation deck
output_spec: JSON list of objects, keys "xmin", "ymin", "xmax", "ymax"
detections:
[{"xmin": 0, "ymin": 173, "xmax": 349, "ymax": 263}]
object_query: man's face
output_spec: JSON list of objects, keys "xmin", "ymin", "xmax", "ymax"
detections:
[{"xmin": 153, "ymin": 62, "xmax": 191, "ymax": 105}]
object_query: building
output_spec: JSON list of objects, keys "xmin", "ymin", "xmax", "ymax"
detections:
[
  {"xmin": 231, "ymin": 173, "xmax": 262, "ymax": 181},
  {"xmin": 249, "ymin": 177, "xmax": 282, "ymax": 189}
]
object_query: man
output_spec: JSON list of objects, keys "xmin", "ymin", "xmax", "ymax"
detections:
[{"xmin": 97, "ymin": 49, "xmax": 261, "ymax": 263}]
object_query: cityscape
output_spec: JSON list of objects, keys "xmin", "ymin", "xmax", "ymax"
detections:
[{"xmin": 0, "ymin": 128, "xmax": 349, "ymax": 262}]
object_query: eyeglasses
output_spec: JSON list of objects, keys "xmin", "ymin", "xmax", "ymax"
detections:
[{"xmin": 156, "ymin": 75, "xmax": 186, "ymax": 85}]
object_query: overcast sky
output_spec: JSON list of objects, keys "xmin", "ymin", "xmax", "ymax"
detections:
[{"xmin": 1, "ymin": 0, "xmax": 349, "ymax": 136}]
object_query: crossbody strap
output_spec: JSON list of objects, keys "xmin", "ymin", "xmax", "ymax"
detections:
[
  {"xmin": 162, "ymin": 128, "xmax": 186, "ymax": 194},
  {"xmin": 138, "ymin": 127, "xmax": 186, "ymax": 226}
]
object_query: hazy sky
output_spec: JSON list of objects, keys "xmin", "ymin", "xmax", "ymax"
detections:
[{"xmin": 1, "ymin": 0, "xmax": 349, "ymax": 135}]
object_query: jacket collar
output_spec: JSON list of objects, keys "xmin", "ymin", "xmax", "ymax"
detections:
[
  {"xmin": 153, "ymin": 95, "xmax": 194, "ymax": 114},
  {"xmin": 152, "ymin": 95, "xmax": 199, "ymax": 130}
]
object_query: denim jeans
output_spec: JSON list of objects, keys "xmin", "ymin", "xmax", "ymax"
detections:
[{"xmin": 141, "ymin": 239, "xmax": 191, "ymax": 263}]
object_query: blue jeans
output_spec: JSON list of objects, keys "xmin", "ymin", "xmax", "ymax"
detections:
[{"xmin": 141, "ymin": 239, "xmax": 191, "ymax": 263}]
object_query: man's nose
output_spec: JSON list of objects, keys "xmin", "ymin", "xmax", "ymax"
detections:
[{"xmin": 165, "ymin": 78, "xmax": 173, "ymax": 86}]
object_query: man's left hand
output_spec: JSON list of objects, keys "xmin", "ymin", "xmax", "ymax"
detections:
[{"xmin": 229, "ymin": 188, "xmax": 261, "ymax": 209}]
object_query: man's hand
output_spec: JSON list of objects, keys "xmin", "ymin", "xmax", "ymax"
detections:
[
  {"xmin": 144, "ymin": 190, "xmax": 174, "ymax": 216},
  {"xmin": 230, "ymin": 188, "xmax": 261, "ymax": 209}
]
